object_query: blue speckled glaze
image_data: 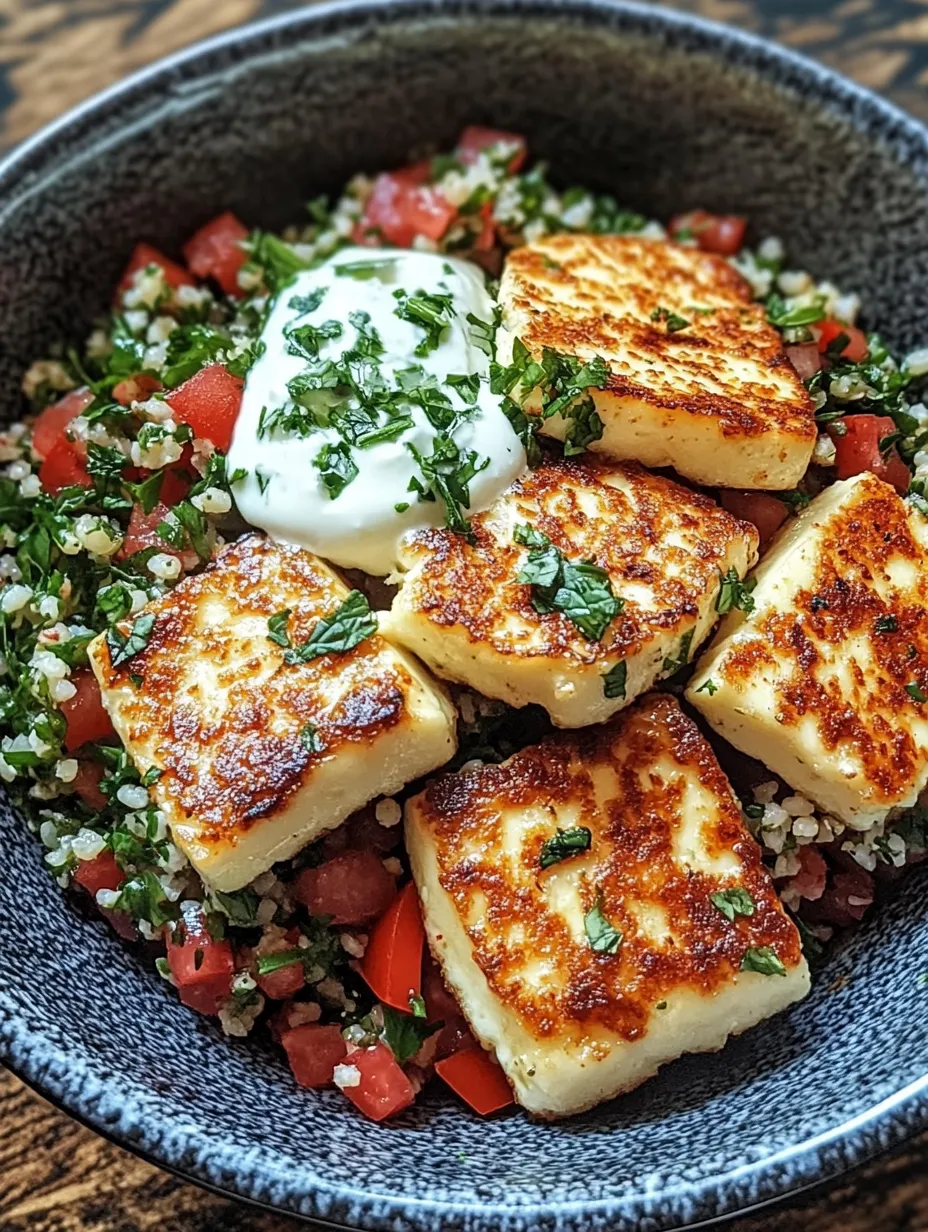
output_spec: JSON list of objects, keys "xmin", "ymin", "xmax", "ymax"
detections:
[{"xmin": 1, "ymin": 2, "xmax": 928, "ymax": 1228}]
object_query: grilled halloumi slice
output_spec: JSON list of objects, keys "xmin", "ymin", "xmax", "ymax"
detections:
[
  {"xmin": 687, "ymin": 473, "xmax": 928, "ymax": 828},
  {"xmin": 382, "ymin": 457, "xmax": 758, "ymax": 728},
  {"xmin": 497, "ymin": 233, "xmax": 816, "ymax": 489},
  {"xmin": 88, "ymin": 534, "xmax": 456, "ymax": 891},
  {"xmin": 406, "ymin": 694, "xmax": 809, "ymax": 1119}
]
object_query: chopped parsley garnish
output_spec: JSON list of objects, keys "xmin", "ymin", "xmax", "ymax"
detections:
[
  {"xmin": 602, "ymin": 660, "xmax": 627, "ymax": 700},
  {"xmin": 288, "ymin": 288, "xmax": 327, "ymax": 315},
  {"xmin": 300, "ymin": 722, "xmax": 324, "ymax": 754},
  {"xmin": 334, "ymin": 258, "xmax": 398, "ymax": 281},
  {"xmin": 513, "ymin": 525, "xmax": 622, "ymax": 641},
  {"xmin": 256, "ymin": 948, "xmax": 305, "ymax": 977},
  {"xmin": 381, "ymin": 1004, "xmax": 441, "ymax": 1064},
  {"xmin": 283, "ymin": 590, "xmax": 377, "ymax": 664},
  {"xmin": 407, "ymin": 433, "xmax": 489, "ymax": 537},
  {"xmin": 662, "ymin": 630, "xmax": 694, "ymax": 676},
  {"xmin": 284, "ymin": 318, "xmax": 343, "ymax": 361},
  {"xmin": 314, "ymin": 440, "xmax": 359, "ymax": 498},
  {"xmin": 539, "ymin": 826, "xmax": 592, "ymax": 869},
  {"xmin": 445, "ymin": 372, "xmax": 481, "ymax": 402},
  {"xmin": 740, "ymin": 946, "xmax": 787, "ymax": 977},
  {"xmin": 244, "ymin": 230, "xmax": 312, "ymax": 293},
  {"xmin": 650, "ymin": 306, "xmax": 690, "ymax": 332},
  {"xmin": 765, "ymin": 293, "xmax": 825, "ymax": 330},
  {"xmin": 267, "ymin": 609, "xmax": 292, "ymax": 648},
  {"xmin": 906, "ymin": 681, "xmax": 928, "ymax": 703},
  {"xmin": 875, "ymin": 614, "xmax": 898, "ymax": 634},
  {"xmin": 696, "ymin": 678, "xmax": 719, "ymax": 696},
  {"xmin": 710, "ymin": 887, "xmax": 756, "ymax": 922},
  {"xmin": 584, "ymin": 895, "xmax": 622, "ymax": 954},
  {"xmin": 394, "ymin": 289, "xmax": 455, "ymax": 357},
  {"xmin": 409, "ymin": 992, "xmax": 427, "ymax": 1017},
  {"xmin": 716, "ymin": 568, "xmax": 757, "ymax": 615},
  {"xmin": 107, "ymin": 612, "xmax": 156, "ymax": 667}
]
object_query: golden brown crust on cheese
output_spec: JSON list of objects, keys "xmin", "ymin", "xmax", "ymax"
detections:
[
  {"xmin": 501, "ymin": 234, "xmax": 815, "ymax": 443},
  {"xmin": 91, "ymin": 534, "xmax": 418, "ymax": 848},
  {"xmin": 397, "ymin": 457, "xmax": 758, "ymax": 664},
  {"xmin": 718, "ymin": 475, "xmax": 928, "ymax": 804},
  {"xmin": 411, "ymin": 695, "xmax": 802, "ymax": 1044}
]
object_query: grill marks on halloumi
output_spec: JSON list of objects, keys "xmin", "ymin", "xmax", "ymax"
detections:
[
  {"xmin": 497, "ymin": 233, "xmax": 816, "ymax": 489},
  {"xmin": 89, "ymin": 534, "xmax": 457, "ymax": 890},
  {"xmin": 688, "ymin": 473, "xmax": 928, "ymax": 828},
  {"xmin": 383, "ymin": 457, "xmax": 758, "ymax": 727},
  {"xmin": 406, "ymin": 694, "xmax": 809, "ymax": 1119}
]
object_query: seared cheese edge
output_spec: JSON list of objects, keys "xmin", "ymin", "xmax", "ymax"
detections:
[
  {"xmin": 89, "ymin": 535, "xmax": 457, "ymax": 890},
  {"xmin": 688, "ymin": 473, "xmax": 928, "ymax": 827}
]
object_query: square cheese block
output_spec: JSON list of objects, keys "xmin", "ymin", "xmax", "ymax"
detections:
[
  {"xmin": 382, "ymin": 457, "xmax": 758, "ymax": 727},
  {"xmin": 687, "ymin": 472, "xmax": 928, "ymax": 828},
  {"xmin": 497, "ymin": 233, "xmax": 816, "ymax": 489},
  {"xmin": 406, "ymin": 694, "xmax": 809, "ymax": 1119},
  {"xmin": 89, "ymin": 534, "xmax": 457, "ymax": 891}
]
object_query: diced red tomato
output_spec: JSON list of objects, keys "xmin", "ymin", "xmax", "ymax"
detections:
[
  {"xmin": 815, "ymin": 318, "xmax": 869, "ymax": 363},
  {"xmin": 112, "ymin": 374, "xmax": 162, "ymax": 407},
  {"xmin": 73, "ymin": 849, "xmax": 123, "ymax": 897},
  {"xmin": 118, "ymin": 242, "xmax": 194, "ymax": 297},
  {"xmin": 360, "ymin": 166, "xmax": 457, "ymax": 248},
  {"xmin": 167, "ymin": 363, "xmax": 244, "ymax": 452},
  {"xmin": 830, "ymin": 414, "xmax": 910, "ymax": 493},
  {"xmin": 165, "ymin": 912, "xmax": 235, "ymax": 1016},
  {"xmin": 183, "ymin": 211, "xmax": 249, "ymax": 298},
  {"xmin": 60, "ymin": 668, "xmax": 117, "ymax": 751},
  {"xmin": 670, "ymin": 209, "xmax": 747, "ymax": 256},
  {"xmin": 781, "ymin": 843, "xmax": 827, "ymax": 903},
  {"xmin": 456, "ymin": 126, "xmax": 527, "ymax": 173},
  {"xmin": 245, "ymin": 928, "xmax": 306, "ymax": 1000},
  {"xmin": 435, "ymin": 1047, "xmax": 514, "ymax": 1116},
  {"xmin": 785, "ymin": 343, "xmax": 822, "ymax": 383},
  {"xmin": 294, "ymin": 849, "xmax": 396, "ymax": 926},
  {"xmin": 39, "ymin": 438, "xmax": 92, "ymax": 492},
  {"xmin": 340, "ymin": 1043, "xmax": 416, "ymax": 1121},
  {"xmin": 281, "ymin": 1024, "xmax": 348, "ymax": 1088},
  {"xmin": 71, "ymin": 759, "xmax": 109, "ymax": 810},
  {"xmin": 360, "ymin": 881, "xmax": 424, "ymax": 1011},
  {"xmin": 31, "ymin": 388, "xmax": 94, "ymax": 461},
  {"xmin": 720, "ymin": 489, "xmax": 789, "ymax": 546}
]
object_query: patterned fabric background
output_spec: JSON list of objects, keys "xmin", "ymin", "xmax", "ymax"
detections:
[{"xmin": 0, "ymin": 0, "xmax": 927, "ymax": 149}]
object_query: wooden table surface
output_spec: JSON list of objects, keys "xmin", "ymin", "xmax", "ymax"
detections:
[{"xmin": 3, "ymin": 1, "xmax": 928, "ymax": 1228}]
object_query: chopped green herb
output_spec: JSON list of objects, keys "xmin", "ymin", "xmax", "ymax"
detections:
[
  {"xmin": 394, "ymin": 289, "xmax": 455, "ymax": 357},
  {"xmin": 716, "ymin": 567, "xmax": 757, "ymax": 616},
  {"xmin": 314, "ymin": 440, "xmax": 359, "ymax": 498},
  {"xmin": 267, "ymin": 609, "xmax": 292, "ymax": 648},
  {"xmin": 765, "ymin": 293, "xmax": 826, "ymax": 329},
  {"xmin": 381, "ymin": 1004, "xmax": 441, "ymax": 1064},
  {"xmin": 711, "ymin": 887, "xmax": 756, "ymax": 922},
  {"xmin": 409, "ymin": 992, "xmax": 427, "ymax": 1018},
  {"xmin": 696, "ymin": 678, "xmax": 719, "ymax": 696},
  {"xmin": 515, "ymin": 530, "xmax": 622, "ymax": 642},
  {"xmin": 741, "ymin": 946, "xmax": 787, "ymax": 977},
  {"xmin": 288, "ymin": 287, "xmax": 327, "ymax": 315},
  {"xmin": 663, "ymin": 630, "xmax": 694, "ymax": 675},
  {"xmin": 602, "ymin": 660, "xmax": 627, "ymax": 700},
  {"xmin": 584, "ymin": 895, "xmax": 622, "ymax": 954},
  {"xmin": 300, "ymin": 722, "xmax": 324, "ymax": 754},
  {"xmin": 106, "ymin": 612, "xmax": 156, "ymax": 668},
  {"xmin": 875, "ymin": 614, "xmax": 898, "ymax": 634},
  {"xmin": 334, "ymin": 258, "xmax": 398, "ymax": 281},
  {"xmin": 907, "ymin": 681, "xmax": 928, "ymax": 703},
  {"xmin": 141, "ymin": 766, "xmax": 162, "ymax": 787},
  {"xmin": 284, "ymin": 590, "xmax": 377, "ymax": 664},
  {"xmin": 650, "ymin": 306, "xmax": 691, "ymax": 332},
  {"xmin": 539, "ymin": 826, "xmax": 592, "ymax": 869},
  {"xmin": 256, "ymin": 948, "xmax": 305, "ymax": 977}
]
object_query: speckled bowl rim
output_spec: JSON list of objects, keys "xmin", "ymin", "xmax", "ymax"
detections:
[{"xmin": 2, "ymin": 2, "xmax": 928, "ymax": 1228}]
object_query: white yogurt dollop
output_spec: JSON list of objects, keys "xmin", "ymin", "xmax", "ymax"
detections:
[{"xmin": 228, "ymin": 248, "xmax": 526, "ymax": 575}]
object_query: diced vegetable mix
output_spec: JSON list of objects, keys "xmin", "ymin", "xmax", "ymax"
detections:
[{"xmin": 4, "ymin": 126, "xmax": 928, "ymax": 1121}]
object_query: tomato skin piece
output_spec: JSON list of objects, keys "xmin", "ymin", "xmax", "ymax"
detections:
[
  {"xmin": 456, "ymin": 126, "xmax": 527, "ymax": 173},
  {"xmin": 785, "ymin": 343, "xmax": 822, "ymax": 383},
  {"xmin": 670, "ymin": 209, "xmax": 747, "ymax": 256},
  {"xmin": 112, "ymin": 374, "xmax": 162, "ymax": 407},
  {"xmin": 720, "ymin": 489, "xmax": 789, "ymax": 546},
  {"xmin": 71, "ymin": 759, "xmax": 109, "ymax": 810},
  {"xmin": 118, "ymin": 242, "xmax": 194, "ymax": 296},
  {"xmin": 435, "ymin": 1046, "xmax": 514, "ymax": 1116},
  {"xmin": 39, "ymin": 438, "xmax": 92, "ymax": 492},
  {"xmin": 340, "ymin": 1043, "xmax": 416, "ymax": 1121},
  {"xmin": 60, "ymin": 668, "xmax": 117, "ymax": 751},
  {"xmin": 282, "ymin": 1024, "xmax": 348, "ymax": 1088},
  {"xmin": 830, "ymin": 414, "xmax": 910, "ymax": 493},
  {"xmin": 165, "ymin": 913, "xmax": 235, "ymax": 1016},
  {"xmin": 73, "ymin": 849, "xmax": 123, "ymax": 897},
  {"xmin": 294, "ymin": 849, "xmax": 396, "ymax": 925},
  {"xmin": 167, "ymin": 363, "xmax": 244, "ymax": 452},
  {"xmin": 360, "ymin": 881, "xmax": 425, "ymax": 1011},
  {"xmin": 31, "ymin": 388, "xmax": 94, "ymax": 461},
  {"xmin": 361, "ymin": 167, "xmax": 456, "ymax": 247},
  {"xmin": 258, "ymin": 961, "xmax": 306, "ymax": 1001},
  {"xmin": 815, "ymin": 318, "xmax": 869, "ymax": 363},
  {"xmin": 183, "ymin": 211, "xmax": 249, "ymax": 298}
]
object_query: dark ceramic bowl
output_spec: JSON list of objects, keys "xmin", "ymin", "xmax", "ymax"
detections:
[{"xmin": 1, "ymin": 2, "xmax": 927, "ymax": 1228}]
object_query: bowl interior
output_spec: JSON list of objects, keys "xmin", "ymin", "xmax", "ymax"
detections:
[{"xmin": 1, "ymin": 3, "xmax": 927, "ymax": 1229}]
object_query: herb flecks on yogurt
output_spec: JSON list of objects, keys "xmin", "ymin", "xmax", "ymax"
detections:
[{"xmin": 228, "ymin": 248, "xmax": 526, "ymax": 575}]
